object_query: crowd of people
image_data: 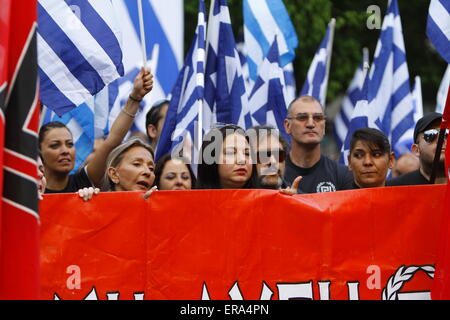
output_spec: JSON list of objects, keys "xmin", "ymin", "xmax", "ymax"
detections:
[{"xmin": 37, "ymin": 68, "xmax": 447, "ymax": 202}]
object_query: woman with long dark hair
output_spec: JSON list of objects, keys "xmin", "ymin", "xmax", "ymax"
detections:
[
  {"xmin": 196, "ymin": 124, "xmax": 259, "ymax": 189},
  {"xmin": 154, "ymin": 154, "xmax": 196, "ymax": 190}
]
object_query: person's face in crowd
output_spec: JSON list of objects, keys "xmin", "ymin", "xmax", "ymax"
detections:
[
  {"xmin": 256, "ymin": 134, "xmax": 286, "ymax": 189},
  {"xmin": 348, "ymin": 140, "xmax": 394, "ymax": 188},
  {"xmin": 147, "ymin": 103, "xmax": 169, "ymax": 147},
  {"xmin": 413, "ymin": 121, "xmax": 447, "ymax": 173},
  {"xmin": 159, "ymin": 159, "xmax": 192, "ymax": 191},
  {"xmin": 40, "ymin": 127, "xmax": 76, "ymax": 174},
  {"xmin": 156, "ymin": 103, "xmax": 169, "ymax": 139},
  {"xmin": 392, "ymin": 153, "xmax": 420, "ymax": 178},
  {"xmin": 37, "ymin": 156, "xmax": 47, "ymax": 197},
  {"xmin": 218, "ymin": 133, "xmax": 252, "ymax": 189},
  {"xmin": 285, "ymin": 99, "xmax": 325, "ymax": 146},
  {"xmin": 108, "ymin": 146, "xmax": 155, "ymax": 191}
]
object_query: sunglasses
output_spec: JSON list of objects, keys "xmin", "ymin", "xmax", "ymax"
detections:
[
  {"xmin": 256, "ymin": 149, "xmax": 286, "ymax": 164},
  {"xmin": 286, "ymin": 113, "xmax": 326, "ymax": 122},
  {"xmin": 422, "ymin": 128, "xmax": 449, "ymax": 144}
]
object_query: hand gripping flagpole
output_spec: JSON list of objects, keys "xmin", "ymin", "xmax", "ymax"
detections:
[
  {"xmin": 137, "ymin": 0, "xmax": 147, "ymax": 68},
  {"xmin": 430, "ymin": 86, "xmax": 450, "ymax": 183}
]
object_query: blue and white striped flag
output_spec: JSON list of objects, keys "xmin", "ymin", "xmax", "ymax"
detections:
[
  {"xmin": 248, "ymin": 37, "xmax": 289, "ymax": 142},
  {"xmin": 367, "ymin": 0, "xmax": 414, "ymax": 158},
  {"xmin": 204, "ymin": 0, "xmax": 252, "ymax": 130},
  {"xmin": 427, "ymin": 0, "xmax": 450, "ymax": 64},
  {"xmin": 155, "ymin": 0, "xmax": 206, "ymax": 162},
  {"xmin": 339, "ymin": 72, "xmax": 374, "ymax": 165},
  {"xmin": 37, "ymin": 0, "xmax": 124, "ymax": 116},
  {"xmin": 300, "ymin": 19, "xmax": 335, "ymax": 107},
  {"xmin": 436, "ymin": 65, "xmax": 450, "ymax": 113},
  {"xmin": 395, "ymin": 75, "xmax": 424, "ymax": 155},
  {"xmin": 334, "ymin": 48, "xmax": 369, "ymax": 151},
  {"xmin": 243, "ymin": 0, "xmax": 298, "ymax": 103}
]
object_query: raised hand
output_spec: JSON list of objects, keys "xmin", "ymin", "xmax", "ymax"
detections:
[{"xmin": 131, "ymin": 67, "xmax": 154, "ymax": 101}]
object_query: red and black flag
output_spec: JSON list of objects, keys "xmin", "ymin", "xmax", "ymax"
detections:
[{"xmin": 0, "ymin": 0, "xmax": 41, "ymax": 299}]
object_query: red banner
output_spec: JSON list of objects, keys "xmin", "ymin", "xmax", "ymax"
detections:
[{"xmin": 40, "ymin": 186, "xmax": 446, "ymax": 300}]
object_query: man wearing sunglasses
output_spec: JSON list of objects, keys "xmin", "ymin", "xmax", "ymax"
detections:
[
  {"xmin": 388, "ymin": 112, "xmax": 447, "ymax": 186},
  {"xmin": 284, "ymin": 96, "xmax": 354, "ymax": 193},
  {"xmin": 247, "ymin": 125, "xmax": 289, "ymax": 189}
]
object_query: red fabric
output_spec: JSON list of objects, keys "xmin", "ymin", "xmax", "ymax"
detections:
[
  {"xmin": 432, "ymin": 85, "xmax": 450, "ymax": 300},
  {"xmin": 40, "ymin": 187, "xmax": 445, "ymax": 300},
  {"xmin": 0, "ymin": 0, "xmax": 40, "ymax": 300}
]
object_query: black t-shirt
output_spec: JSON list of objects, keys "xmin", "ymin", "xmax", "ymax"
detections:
[
  {"xmin": 45, "ymin": 167, "xmax": 93, "ymax": 194},
  {"xmin": 386, "ymin": 169, "xmax": 430, "ymax": 186},
  {"xmin": 284, "ymin": 155, "xmax": 354, "ymax": 194}
]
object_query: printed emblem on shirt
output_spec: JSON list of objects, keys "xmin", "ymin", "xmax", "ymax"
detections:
[{"xmin": 316, "ymin": 182, "xmax": 336, "ymax": 193}]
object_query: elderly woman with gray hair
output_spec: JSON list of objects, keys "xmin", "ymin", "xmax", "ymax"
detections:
[{"xmin": 79, "ymin": 137, "xmax": 158, "ymax": 200}]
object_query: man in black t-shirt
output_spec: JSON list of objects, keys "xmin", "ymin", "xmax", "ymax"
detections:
[
  {"xmin": 388, "ymin": 112, "xmax": 447, "ymax": 186},
  {"xmin": 283, "ymin": 96, "xmax": 353, "ymax": 193}
]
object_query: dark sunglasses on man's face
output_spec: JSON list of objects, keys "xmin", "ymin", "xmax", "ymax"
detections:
[
  {"xmin": 422, "ymin": 128, "xmax": 449, "ymax": 144},
  {"xmin": 257, "ymin": 149, "xmax": 286, "ymax": 164}
]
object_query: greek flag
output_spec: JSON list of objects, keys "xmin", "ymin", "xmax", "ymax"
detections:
[
  {"xmin": 300, "ymin": 19, "xmax": 335, "ymax": 107},
  {"xmin": 37, "ymin": 0, "xmax": 124, "ymax": 116},
  {"xmin": 395, "ymin": 76, "xmax": 424, "ymax": 155},
  {"xmin": 204, "ymin": 0, "xmax": 252, "ymax": 130},
  {"xmin": 436, "ymin": 65, "xmax": 450, "ymax": 113},
  {"xmin": 367, "ymin": 0, "xmax": 414, "ymax": 158},
  {"xmin": 427, "ymin": 0, "xmax": 450, "ymax": 64},
  {"xmin": 334, "ymin": 49, "xmax": 369, "ymax": 151},
  {"xmin": 243, "ymin": 0, "xmax": 298, "ymax": 103},
  {"xmin": 248, "ymin": 37, "xmax": 289, "ymax": 142},
  {"xmin": 110, "ymin": 0, "xmax": 183, "ymax": 134},
  {"xmin": 339, "ymin": 72, "xmax": 372, "ymax": 165},
  {"xmin": 155, "ymin": 0, "xmax": 206, "ymax": 162}
]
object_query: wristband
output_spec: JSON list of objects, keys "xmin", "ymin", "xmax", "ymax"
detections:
[
  {"xmin": 129, "ymin": 94, "xmax": 142, "ymax": 102},
  {"xmin": 122, "ymin": 108, "xmax": 136, "ymax": 118}
]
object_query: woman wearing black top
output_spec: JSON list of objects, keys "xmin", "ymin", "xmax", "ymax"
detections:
[{"xmin": 196, "ymin": 124, "xmax": 259, "ymax": 190}]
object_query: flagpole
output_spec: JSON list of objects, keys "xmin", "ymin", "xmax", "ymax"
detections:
[
  {"xmin": 430, "ymin": 86, "xmax": 450, "ymax": 183},
  {"xmin": 137, "ymin": 0, "xmax": 147, "ymax": 68},
  {"xmin": 323, "ymin": 18, "xmax": 336, "ymax": 108}
]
